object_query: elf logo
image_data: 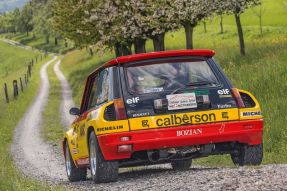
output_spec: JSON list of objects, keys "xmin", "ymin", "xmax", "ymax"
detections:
[
  {"xmin": 126, "ymin": 97, "xmax": 140, "ymax": 104},
  {"xmin": 217, "ymin": 89, "xmax": 230, "ymax": 95}
]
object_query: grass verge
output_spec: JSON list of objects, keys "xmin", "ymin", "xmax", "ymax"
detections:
[
  {"xmin": 42, "ymin": 59, "xmax": 65, "ymax": 146},
  {"xmin": 0, "ymin": 54, "xmax": 64, "ymax": 190}
]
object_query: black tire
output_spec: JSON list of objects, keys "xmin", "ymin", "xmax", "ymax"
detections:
[
  {"xmin": 171, "ymin": 159, "xmax": 192, "ymax": 171},
  {"xmin": 65, "ymin": 142, "xmax": 87, "ymax": 182},
  {"xmin": 231, "ymin": 143, "xmax": 263, "ymax": 166},
  {"xmin": 89, "ymin": 131, "xmax": 119, "ymax": 183}
]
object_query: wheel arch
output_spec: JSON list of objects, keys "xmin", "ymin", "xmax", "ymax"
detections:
[
  {"xmin": 87, "ymin": 126, "xmax": 96, "ymax": 152},
  {"xmin": 62, "ymin": 138, "xmax": 68, "ymax": 160}
]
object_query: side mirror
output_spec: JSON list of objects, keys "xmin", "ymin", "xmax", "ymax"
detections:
[{"xmin": 69, "ymin": 107, "xmax": 80, "ymax": 116}]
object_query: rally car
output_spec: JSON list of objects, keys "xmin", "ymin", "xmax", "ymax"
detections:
[{"xmin": 63, "ymin": 50, "xmax": 263, "ymax": 183}]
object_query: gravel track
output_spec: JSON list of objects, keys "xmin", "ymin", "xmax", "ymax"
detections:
[
  {"xmin": 11, "ymin": 56, "xmax": 67, "ymax": 183},
  {"xmin": 10, "ymin": 56, "xmax": 287, "ymax": 191}
]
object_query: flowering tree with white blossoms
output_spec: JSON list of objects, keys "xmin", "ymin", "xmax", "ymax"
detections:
[
  {"xmin": 172, "ymin": 0, "xmax": 213, "ymax": 49},
  {"xmin": 213, "ymin": 0, "xmax": 260, "ymax": 55}
]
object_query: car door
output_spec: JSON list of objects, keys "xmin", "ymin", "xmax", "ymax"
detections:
[
  {"xmin": 77, "ymin": 69, "xmax": 111, "ymax": 159},
  {"xmin": 76, "ymin": 74, "xmax": 99, "ymax": 159}
]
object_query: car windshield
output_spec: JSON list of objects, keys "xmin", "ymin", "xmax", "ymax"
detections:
[{"xmin": 125, "ymin": 60, "xmax": 219, "ymax": 94}]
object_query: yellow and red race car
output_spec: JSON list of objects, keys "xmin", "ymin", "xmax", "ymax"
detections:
[{"xmin": 63, "ymin": 50, "xmax": 263, "ymax": 183}]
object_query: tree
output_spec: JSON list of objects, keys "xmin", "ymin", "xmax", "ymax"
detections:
[
  {"xmin": 214, "ymin": 0, "xmax": 261, "ymax": 55},
  {"xmin": 252, "ymin": 3, "xmax": 265, "ymax": 36},
  {"xmin": 172, "ymin": 0, "xmax": 212, "ymax": 49},
  {"xmin": 52, "ymin": 0, "xmax": 99, "ymax": 48},
  {"xmin": 32, "ymin": 0, "xmax": 53, "ymax": 44},
  {"xmin": 148, "ymin": 0, "xmax": 177, "ymax": 51},
  {"xmin": 18, "ymin": 4, "xmax": 33, "ymax": 36}
]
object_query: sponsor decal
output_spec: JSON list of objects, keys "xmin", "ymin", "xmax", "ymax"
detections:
[
  {"xmin": 219, "ymin": 123, "xmax": 225, "ymax": 134},
  {"xmin": 142, "ymin": 120, "xmax": 150, "ymax": 128},
  {"xmin": 167, "ymin": 93, "xmax": 197, "ymax": 110},
  {"xmin": 132, "ymin": 112, "xmax": 151, "ymax": 118},
  {"xmin": 217, "ymin": 104, "xmax": 232, "ymax": 109},
  {"xmin": 156, "ymin": 113, "xmax": 216, "ymax": 127},
  {"xmin": 72, "ymin": 148, "xmax": 77, "ymax": 154},
  {"xmin": 126, "ymin": 97, "xmax": 140, "ymax": 104},
  {"xmin": 222, "ymin": 112, "xmax": 229, "ymax": 119},
  {"xmin": 241, "ymin": 111, "xmax": 261, "ymax": 117},
  {"xmin": 218, "ymin": 89, "xmax": 232, "ymax": 98},
  {"xmin": 176, "ymin": 128, "xmax": 203, "ymax": 137},
  {"xmin": 79, "ymin": 124, "xmax": 85, "ymax": 137},
  {"xmin": 97, "ymin": 125, "xmax": 124, "ymax": 132},
  {"xmin": 217, "ymin": 89, "xmax": 230, "ymax": 95}
]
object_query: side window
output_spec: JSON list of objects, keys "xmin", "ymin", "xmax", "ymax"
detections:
[
  {"xmin": 87, "ymin": 75, "xmax": 99, "ymax": 110},
  {"xmin": 96, "ymin": 69, "xmax": 109, "ymax": 105}
]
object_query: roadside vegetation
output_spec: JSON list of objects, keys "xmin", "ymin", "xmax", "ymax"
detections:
[
  {"xmin": 42, "ymin": 59, "xmax": 65, "ymax": 145},
  {"xmin": 0, "ymin": 41, "xmax": 58, "ymax": 190}
]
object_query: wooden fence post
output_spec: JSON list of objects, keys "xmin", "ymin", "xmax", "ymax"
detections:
[
  {"xmin": 13, "ymin": 80, "xmax": 18, "ymax": 99},
  {"xmin": 4, "ymin": 83, "xmax": 9, "ymax": 103},
  {"xmin": 28, "ymin": 65, "xmax": 31, "ymax": 77},
  {"xmin": 20, "ymin": 77, "xmax": 23, "ymax": 92},
  {"xmin": 24, "ymin": 74, "xmax": 27, "ymax": 85},
  {"xmin": 26, "ymin": 71, "xmax": 29, "ymax": 82}
]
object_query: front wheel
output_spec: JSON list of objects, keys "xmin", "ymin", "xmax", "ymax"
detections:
[
  {"xmin": 65, "ymin": 142, "xmax": 87, "ymax": 182},
  {"xmin": 231, "ymin": 143, "xmax": 263, "ymax": 166},
  {"xmin": 171, "ymin": 159, "xmax": 192, "ymax": 171},
  {"xmin": 89, "ymin": 132, "xmax": 119, "ymax": 183}
]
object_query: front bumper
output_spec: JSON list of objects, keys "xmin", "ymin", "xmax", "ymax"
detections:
[{"xmin": 97, "ymin": 119, "xmax": 263, "ymax": 160}]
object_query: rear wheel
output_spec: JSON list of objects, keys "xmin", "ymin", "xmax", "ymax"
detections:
[
  {"xmin": 65, "ymin": 142, "xmax": 87, "ymax": 182},
  {"xmin": 171, "ymin": 159, "xmax": 192, "ymax": 171},
  {"xmin": 231, "ymin": 143, "xmax": 263, "ymax": 166},
  {"xmin": 89, "ymin": 131, "xmax": 119, "ymax": 183}
]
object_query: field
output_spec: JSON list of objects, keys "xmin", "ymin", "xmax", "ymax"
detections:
[
  {"xmin": 0, "ymin": 40, "xmax": 57, "ymax": 190},
  {"xmin": 1, "ymin": 33, "xmax": 74, "ymax": 54},
  {"xmin": 60, "ymin": 0, "xmax": 287, "ymax": 165}
]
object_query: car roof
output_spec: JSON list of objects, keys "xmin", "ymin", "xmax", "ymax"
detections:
[{"xmin": 89, "ymin": 49, "xmax": 215, "ymax": 77}]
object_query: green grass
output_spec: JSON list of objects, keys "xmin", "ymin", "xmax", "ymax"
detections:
[
  {"xmin": 0, "ymin": 40, "xmax": 40, "ymax": 79},
  {"xmin": 60, "ymin": 0, "xmax": 287, "ymax": 166},
  {"xmin": 0, "ymin": 48, "xmax": 62, "ymax": 190},
  {"xmin": 42, "ymin": 59, "xmax": 65, "ymax": 145},
  {"xmin": 1, "ymin": 33, "xmax": 74, "ymax": 54}
]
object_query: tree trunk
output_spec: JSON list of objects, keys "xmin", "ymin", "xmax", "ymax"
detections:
[
  {"xmin": 89, "ymin": 47, "xmax": 93, "ymax": 56},
  {"xmin": 134, "ymin": 38, "xmax": 146, "ymax": 54},
  {"xmin": 260, "ymin": 15, "xmax": 263, "ymax": 36},
  {"xmin": 45, "ymin": 35, "xmax": 50, "ymax": 44},
  {"xmin": 234, "ymin": 13, "xmax": 245, "ymax": 56},
  {"xmin": 220, "ymin": 15, "xmax": 224, "ymax": 34},
  {"xmin": 122, "ymin": 42, "xmax": 132, "ymax": 56},
  {"xmin": 184, "ymin": 22, "xmax": 194, "ymax": 49},
  {"xmin": 152, "ymin": 33, "xmax": 165, "ymax": 51},
  {"xmin": 203, "ymin": 21, "xmax": 207, "ymax": 33},
  {"xmin": 55, "ymin": 37, "xmax": 58, "ymax": 45},
  {"xmin": 64, "ymin": 39, "xmax": 68, "ymax": 47},
  {"xmin": 259, "ymin": 7, "xmax": 263, "ymax": 36},
  {"xmin": 114, "ymin": 42, "xmax": 132, "ymax": 57},
  {"xmin": 26, "ymin": 31, "xmax": 29, "ymax": 37}
]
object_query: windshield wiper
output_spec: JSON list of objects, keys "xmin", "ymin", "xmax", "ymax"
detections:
[{"xmin": 171, "ymin": 81, "xmax": 219, "ymax": 94}]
